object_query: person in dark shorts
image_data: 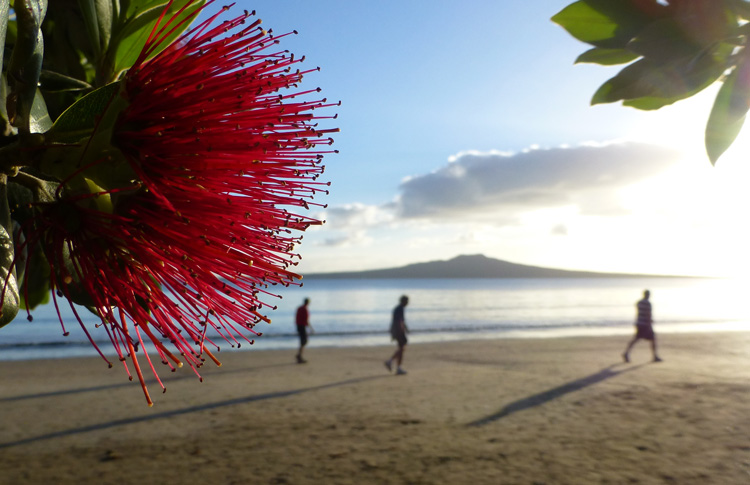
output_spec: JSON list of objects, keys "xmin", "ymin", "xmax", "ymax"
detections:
[
  {"xmin": 384, "ymin": 295, "xmax": 409, "ymax": 375},
  {"xmin": 623, "ymin": 289, "xmax": 662, "ymax": 363},
  {"xmin": 295, "ymin": 298, "xmax": 314, "ymax": 363}
]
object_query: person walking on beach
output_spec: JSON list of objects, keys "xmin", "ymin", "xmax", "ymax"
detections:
[
  {"xmin": 623, "ymin": 289, "xmax": 662, "ymax": 363},
  {"xmin": 295, "ymin": 298, "xmax": 314, "ymax": 364},
  {"xmin": 385, "ymin": 295, "xmax": 409, "ymax": 375}
]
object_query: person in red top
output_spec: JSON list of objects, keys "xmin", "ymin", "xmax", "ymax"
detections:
[
  {"xmin": 295, "ymin": 298, "xmax": 314, "ymax": 363},
  {"xmin": 623, "ymin": 289, "xmax": 662, "ymax": 363}
]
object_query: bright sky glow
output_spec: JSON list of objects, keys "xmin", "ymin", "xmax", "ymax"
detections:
[{"xmin": 211, "ymin": 1, "xmax": 750, "ymax": 277}]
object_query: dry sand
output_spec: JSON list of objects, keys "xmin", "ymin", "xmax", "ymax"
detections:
[{"xmin": 2, "ymin": 332, "xmax": 750, "ymax": 484}]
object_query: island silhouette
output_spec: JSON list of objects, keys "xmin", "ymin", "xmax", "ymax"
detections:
[{"xmin": 304, "ymin": 254, "xmax": 689, "ymax": 279}]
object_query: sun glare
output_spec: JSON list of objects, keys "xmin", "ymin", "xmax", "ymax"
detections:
[{"xmin": 602, "ymin": 83, "xmax": 750, "ymax": 278}]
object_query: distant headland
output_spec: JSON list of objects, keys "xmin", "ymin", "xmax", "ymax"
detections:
[{"xmin": 304, "ymin": 254, "xmax": 693, "ymax": 279}]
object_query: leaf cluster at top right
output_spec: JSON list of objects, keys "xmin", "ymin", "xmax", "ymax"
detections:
[{"xmin": 553, "ymin": 0, "xmax": 750, "ymax": 164}]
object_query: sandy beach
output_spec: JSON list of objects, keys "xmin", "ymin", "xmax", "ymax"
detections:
[{"xmin": 2, "ymin": 332, "xmax": 750, "ymax": 484}]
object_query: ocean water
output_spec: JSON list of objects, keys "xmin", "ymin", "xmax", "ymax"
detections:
[{"xmin": 0, "ymin": 277, "xmax": 748, "ymax": 361}]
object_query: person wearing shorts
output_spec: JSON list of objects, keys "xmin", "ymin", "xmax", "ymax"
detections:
[
  {"xmin": 384, "ymin": 295, "xmax": 409, "ymax": 375},
  {"xmin": 623, "ymin": 290, "xmax": 661, "ymax": 363}
]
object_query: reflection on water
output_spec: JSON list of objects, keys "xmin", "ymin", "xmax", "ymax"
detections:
[
  {"xmin": 280, "ymin": 277, "xmax": 750, "ymax": 334},
  {"xmin": 1, "ymin": 277, "xmax": 749, "ymax": 360}
]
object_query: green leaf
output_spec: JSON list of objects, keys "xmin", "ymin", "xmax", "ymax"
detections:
[
  {"xmin": 17, "ymin": 232, "xmax": 51, "ymax": 311},
  {"xmin": 0, "ymin": 1, "xmax": 9, "ymax": 76},
  {"xmin": 552, "ymin": 0, "xmax": 665, "ymax": 49},
  {"xmin": 46, "ymin": 81, "xmax": 119, "ymax": 137},
  {"xmin": 0, "ymin": 177, "xmax": 19, "ymax": 328},
  {"xmin": 552, "ymin": 1, "xmax": 623, "ymax": 47},
  {"xmin": 123, "ymin": 0, "xmax": 175, "ymax": 17},
  {"xmin": 705, "ymin": 62, "xmax": 750, "ymax": 165},
  {"xmin": 105, "ymin": 0, "xmax": 204, "ymax": 82},
  {"xmin": 575, "ymin": 47, "xmax": 638, "ymax": 65},
  {"xmin": 52, "ymin": 239, "xmax": 98, "ymax": 308},
  {"xmin": 7, "ymin": 172, "xmax": 57, "ymax": 225},
  {"xmin": 39, "ymin": 70, "xmax": 93, "ymax": 93},
  {"xmin": 29, "ymin": 88, "xmax": 52, "ymax": 134},
  {"xmin": 78, "ymin": 0, "xmax": 102, "ymax": 57},
  {"xmin": 8, "ymin": 0, "xmax": 48, "ymax": 134},
  {"xmin": 7, "ymin": 175, "xmax": 54, "ymax": 311},
  {"xmin": 0, "ymin": 222, "xmax": 19, "ymax": 328},
  {"xmin": 0, "ymin": 74, "xmax": 10, "ymax": 134},
  {"xmin": 94, "ymin": 0, "xmax": 115, "ymax": 54},
  {"xmin": 20, "ymin": 284, "xmax": 50, "ymax": 311},
  {"xmin": 77, "ymin": 0, "xmax": 116, "ymax": 56},
  {"xmin": 628, "ymin": 18, "xmax": 704, "ymax": 63},
  {"xmin": 42, "ymin": 80, "xmax": 137, "ymax": 196},
  {"xmin": 38, "ymin": 3, "xmax": 98, "ymax": 122},
  {"xmin": 591, "ymin": 44, "xmax": 729, "ymax": 109}
]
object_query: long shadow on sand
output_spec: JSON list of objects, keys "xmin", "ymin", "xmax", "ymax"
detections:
[
  {"xmin": 0, "ymin": 374, "xmax": 388, "ymax": 449},
  {"xmin": 0, "ymin": 362, "xmax": 298, "ymax": 403},
  {"xmin": 467, "ymin": 362, "xmax": 647, "ymax": 427}
]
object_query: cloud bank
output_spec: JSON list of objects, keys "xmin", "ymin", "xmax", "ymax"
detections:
[
  {"xmin": 394, "ymin": 142, "xmax": 683, "ymax": 219},
  {"xmin": 311, "ymin": 142, "xmax": 686, "ymax": 252}
]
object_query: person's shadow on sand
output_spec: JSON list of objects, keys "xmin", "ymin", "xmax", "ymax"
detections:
[
  {"xmin": 467, "ymin": 362, "xmax": 647, "ymax": 427},
  {"xmin": 0, "ymin": 362, "xmax": 300, "ymax": 403},
  {"xmin": 0, "ymin": 374, "xmax": 390, "ymax": 449}
]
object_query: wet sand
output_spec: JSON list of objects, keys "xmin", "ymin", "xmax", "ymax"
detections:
[{"xmin": 2, "ymin": 331, "xmax": 750, "ymax": 484}]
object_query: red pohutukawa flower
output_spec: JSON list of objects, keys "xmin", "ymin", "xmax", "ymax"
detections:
[{"xmin": 18, "ymin": 1, "xmax": 337, "ymax": 405}]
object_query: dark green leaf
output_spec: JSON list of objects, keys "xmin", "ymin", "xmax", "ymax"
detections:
[
  {"xmin": 39, "ymin": 81, "xmax": 122, "ymax": 184},
  {"xmin": 8, "ymin": 0, "xmax": 48, "ymax": 134},
  {"xmin": 0, "ymin": 73, "xmax": 10, "ymax": 135},
  {"xmin": 575, "ymin": 47, "xmax": 638, "ymax": 65},
  {"xmin": 53, "ymin": 241, "xmax": 97, "ymax": 308},
  {"xmin": 16, "ymin": 232, "xmax": 51, "ymax": 311},
  {"xmin": 706, "ymin": 62, "xmax": 750, "ymax": 164},
  {"xmin": 78, "ymin": 0, "xmax": 102, "ymax": 57},
  {"xmin": 6, "ymin": 17, "xmax": 16, "ymax": 45},
  {"xmin": 0, "ymin": 1, "xmax": 9, "ymax": 76},
  {"xmin": 41, "ymin": 80, "xmax": 136, "ymax": 193},
  {"xmin": 39, "ymin": 70, "xmax": 93, "ymax": 93},
  {"xmin": 628, "ymin": 1, "xmax": 738, "ymax": 63},
  {"xmin": 727, "ymin": 0, "xmax": 750, "ymax": 19},
  {"xmin": 77, "ymin": 0, "xmax": 115, "ymax": 56},
  {"xmin": 20, "ymin": 284, "xmax": 50, "ymax": 311},
  {"xmin": 46, "ymin": 81, "xmax": 119, "ymax": 137},
  {"xmin": 0, "ymin": 177, "xmax": 19, "ymax": 328},
  {"xmin": 94, "ymin": 0, "xmax": 114, "ymax": 54},
  {"xmin": 40, "ymin": 3, "xmax": 100, "ymax": 119},
  {"xmin": 628, "ymin": 18, "xmax": 703, "ymax": 63},
  {"xmin": 7, "ymin": 175, "xmax": 54, "ymax": 310},
  {"xmin": 0, "ymin": 222, "xmax": 19, "ymax": 327},
  {"xmin": 20, "ymin": 269, "xmax": 51, "ymax": 311},
  {"xmin": 591, "ymin": 44, "xmax": 729, "ymax": 109}
]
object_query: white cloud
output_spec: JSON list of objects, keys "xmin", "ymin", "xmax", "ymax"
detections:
[
  {"xmin": 394, "ymin": 142, "xmax": 683, "ymax": 221},
  {"xmin": 297, "ymin": 141, "xmax": 750, "ymax": 276}
]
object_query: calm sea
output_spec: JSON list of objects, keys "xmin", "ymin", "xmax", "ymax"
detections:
[{"xmin": 0, "ymin": 277, "xmax": 748, "ymax": 361}]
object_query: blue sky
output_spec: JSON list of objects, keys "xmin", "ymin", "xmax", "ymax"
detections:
[{"xmin": 213, "ymin": 1, "xmax": 750, "ymax": 277}]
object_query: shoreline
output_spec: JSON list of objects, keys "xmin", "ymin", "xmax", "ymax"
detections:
[
  {"xmin": 3, "ymin": 332, "xmax": 750, "ymax": 483},
  {"xmin": 1, "ymin": 320, "xmax": 748, "ymax": 363}
]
